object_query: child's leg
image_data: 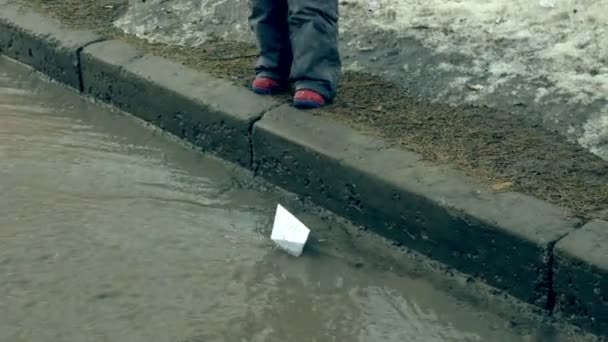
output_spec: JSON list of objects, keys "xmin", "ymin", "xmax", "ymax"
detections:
[
  {"xmin": 287, "ymin": 0, "xmax": 341, "ymax": 101},
  {"xmin": 249, "ymin": 0, "xmax": 292, "ymax": 82}
]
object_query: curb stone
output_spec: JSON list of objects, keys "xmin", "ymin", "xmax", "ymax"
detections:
[
  {"xmin": 0, "ymin": 2, "xmax": 101, "ymax": 90},
  {"xmin": 252, "ymin": 105, "xmax": 578, "ymax": 307},
  {"xmin": 79, "ymin": 40, "xmax": 279, "ymax": 167},
  {"xmin": 1, "ymin": 2, "xmax": 605, "ymax": 332},
  {"xmin": 555, "ymin": 220, "xmax": 608, "ymax": 333}
]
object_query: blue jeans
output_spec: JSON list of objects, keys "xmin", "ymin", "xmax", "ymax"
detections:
[{"xmin": 249, "ymin": 0, "xmax": 341, "ymax": 100}]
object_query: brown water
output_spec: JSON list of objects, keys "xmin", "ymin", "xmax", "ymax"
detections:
[{"xmin": 0, "ymin": 56, "xmax": 598, "ymax": 342}]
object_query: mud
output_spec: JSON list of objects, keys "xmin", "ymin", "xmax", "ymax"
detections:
[
  {"xmin": 1, "ymin": 53, "xmax": 604, "ymax": 342},
  {"xmin": 12, "ymin": 0, "xmax": 608, "ymax": 220}
]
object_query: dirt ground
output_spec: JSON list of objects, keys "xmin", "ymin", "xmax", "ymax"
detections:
[{"xmin": 16, "ymin": 0, "xmax": 608, "ymax": 220}]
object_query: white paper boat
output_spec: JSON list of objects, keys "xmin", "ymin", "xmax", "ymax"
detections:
[{"xmin": 271, "ymin": 204, "xmax": 311, "ymax": 257}]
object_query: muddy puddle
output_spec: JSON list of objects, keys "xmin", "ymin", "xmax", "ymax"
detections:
[{"xmin": 0, "ymin": 57, "xmax": 600, "ymax": 341}]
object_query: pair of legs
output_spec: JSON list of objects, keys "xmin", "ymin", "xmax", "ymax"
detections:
[{"xmin": 249, "ymin": 0, "xmax": 341, "ymax": 107}]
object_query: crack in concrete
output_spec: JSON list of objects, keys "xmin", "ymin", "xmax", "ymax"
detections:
[
  {"xmin": 545, "ymin": 241, "xmax": 558, "ymax": 313},
  {"xmin": 248, "ymin": 103, "xmax": 282, "ymax": 173},
  {"xmin": 543, "ymin": 226, "xmax": 583, "ymax": 315},
  {"xmin": 75, "ymin": 38, "xmax": 109, "ymax": 93}
]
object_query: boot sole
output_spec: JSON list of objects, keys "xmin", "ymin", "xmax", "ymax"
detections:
[{"xmin": 293, "ymin": 99, "xmax": 324, "ymax": 109}]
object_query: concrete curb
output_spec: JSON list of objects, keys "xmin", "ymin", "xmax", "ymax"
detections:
[
  {"xmin": 78, "ymin": 40, "xmax": 279, "ymax": 168},
  {"xmin": 1, "ymin": 3, "xmax": 606, "ymax": 333},
  {"xmin": 555, "ymin": 220, "xmax": 608, "ymax": 334},
  {"xmin": 0, "ymin": 2, "xmax": 101, "ymax": 90},
  {"xmin": 252, "ymin": 105, "xmax": 576, "ymax": 307}
]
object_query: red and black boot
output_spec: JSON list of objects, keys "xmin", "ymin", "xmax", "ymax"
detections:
[
  {"xmin": 251, "ymin": 77, "xmax": 283, "ymax": 95},
  {"xmin": 293, "ymin": 89, "xmax": 326, "ymax": 109}
]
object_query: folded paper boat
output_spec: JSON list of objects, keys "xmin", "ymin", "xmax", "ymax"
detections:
[{"xmin": 271, "ymin": 204, "xmax": 311, "ymax": 257}]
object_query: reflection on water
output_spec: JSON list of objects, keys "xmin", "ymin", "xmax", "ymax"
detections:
[{"xmin": 0, "ymin": 57, "xmax": 596, "ymax": 342}]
